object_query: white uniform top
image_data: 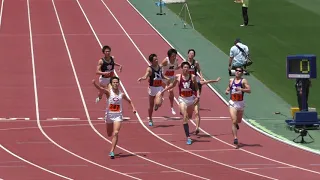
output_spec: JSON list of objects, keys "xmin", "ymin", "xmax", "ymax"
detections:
[
  {"xmin": 106, "ymin": 88, "xmax": 123, "ymax": 115},
  {"xmin": 229, "ymin": 42, "xmax": 249, "ymax": 66},
  {"xmin": 162, "ymin": 57, "xmax": 178, "ymax": 78}
]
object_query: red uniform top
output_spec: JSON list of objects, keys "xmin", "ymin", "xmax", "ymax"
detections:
[{"xmin": 178, "ymin": 74, "xmax": 194, "ymax": 97}]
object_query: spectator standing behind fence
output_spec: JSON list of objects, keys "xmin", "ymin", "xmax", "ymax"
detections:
[{"xmin": 234, "ymin": 0, "xmax": 249, "ymax": 26}]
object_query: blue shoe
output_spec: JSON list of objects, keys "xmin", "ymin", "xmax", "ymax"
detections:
[
  {"xmin": 186, "ymin": 138, "xmax": 192, "ymax": 145},
  {"xmin": 109, "ymin": 152, "xmax": 115, "ymax": 159},
  {"xmin": 148, "ymin": 120, "xmax": 153, "ymax": 126}
]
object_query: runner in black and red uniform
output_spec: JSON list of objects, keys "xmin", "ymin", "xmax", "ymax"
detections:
[{"xmin": 95, "ymin": 45, "xmax": 123, "ymax": 103}]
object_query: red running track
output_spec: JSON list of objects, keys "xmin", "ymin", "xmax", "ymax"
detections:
[{"xmin": 0, "ymin": 0, "xmax": 319, "ymax": 179}]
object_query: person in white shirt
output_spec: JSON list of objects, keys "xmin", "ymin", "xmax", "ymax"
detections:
[{"xmin": 228, "ymin": 38, "xmax": 251, "ymax": 75}]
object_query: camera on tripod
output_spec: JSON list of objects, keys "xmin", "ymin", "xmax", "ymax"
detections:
[
  {"xmin": 292, "ymin": 127, "xmax": 314, "ymax": 144},
  {"xmin": 294, "ymin": 128, "xmax": 307, "ymax": 137}
]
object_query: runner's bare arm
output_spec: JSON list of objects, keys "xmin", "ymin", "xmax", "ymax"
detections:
[
  {"xmin": 192, "ymin": 75, "xmax": 200, "ymax": 105},
  {"xmin": 137, "ymin": 67, "xmax": 152, "ymax": 82},
  {"xmin": 96, "ymin": 59, "xmax": 107, "ymax": 76},
  {"xmin": 175, "ymin": 60, "xmax": 180, "ymax": 70},
  {"xmin": 122, "ymin": 94, "xmax": 136, "ymax": 113},
  {"xmin": 162, "ymin": 74, "xmax": 171, "ymax": 81},
  {"xmin": 161, "ymin": 70, "xmax": 171, "ymax": 81},
  {"xmin": 159, "ymin": 58, "xmax": 168, "ymax": 68},
  {"xmin": 177, "ymin": 62, "xmax": 182, "ymax": 70},
  {"xmin": 195, "ymin": 61, "xmax": 204, "ymax": 80},
  {"xmin": 92, "ymin": 79, "xmax": 110, "ymax": 97},
  {"xmin": 240, "ymin": 79, "xmax": 251, "ymax": 93},
  {"xmin": 192, "ymin": 75, "xmax": 200, "ymax": 98},
  {"xmin": 112, "ymin": 57, "xmax": 123, "ymax": 72},
  {"xmin": 200, "ymin": 77, "xmax": 221, "ymax": 85},
  {"xmin": 225, "ymin": 78, "xmax": 232, "ymax": 95},
  {"xmin": 161, "ymin": 75, "xmax": 178, "ymax": 94}
]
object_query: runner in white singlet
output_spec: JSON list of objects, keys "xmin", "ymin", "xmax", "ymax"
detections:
[
  {"xmin": 160, "ymin": 48, "xmax": 179, "ymax": 115},
  {"xmin": 92, "ymin": 77, "xmax": 136, "ymax": 159},
  {"xmin": 225, "ymin": 67, "xmax": 251, "ymax": 148}
]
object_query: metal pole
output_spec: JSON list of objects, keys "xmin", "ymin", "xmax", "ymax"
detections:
[
  {"xmin": 301, "ymin": 78, "xmax": 308, "ymax": 111},
  {"xmin": 156, "ymin": 0, "xmax": 166, "ymax": 15}
]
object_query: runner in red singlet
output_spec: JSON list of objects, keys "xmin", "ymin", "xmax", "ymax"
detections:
[
  {"xmin": 186, "ymin": 49, "xmax": 221, "ymax": 135},
  {"xmin": 95, "ymin": 45, "xmax": 123, "ymax": 103},
  {"xmin": 160, "ymin": 62, "xmax": 200, "ymax": 145},
  {"xmin": 225, "ymin": 67, "xmax": 251, "ymax": 148}
]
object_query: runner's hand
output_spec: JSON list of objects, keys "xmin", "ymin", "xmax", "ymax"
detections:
[{"xmin": 193, "ymin": 97, "xmax": 200, "ymax": 105}]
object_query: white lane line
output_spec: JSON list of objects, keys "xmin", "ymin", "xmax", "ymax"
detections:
[{"xmin": 72, "ymin": 0, "xmax": 210, "ymax": 179}]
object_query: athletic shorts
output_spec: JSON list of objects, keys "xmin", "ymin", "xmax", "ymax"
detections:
[
  {"xmin": 232, "ymin": 60, "xmax": 246, "ymax": 68},
  {"xmin": 228, "ymin": 100, "xmax": 245, "ymax": 111},
  {"xmin": 148, "ymin": 86, "xmax": 164, "ymax": 97},
  {"xmin": 99, "ymin": 76, "xmax": 110, "ymax": 87},
  {"xmin": 178, "ymin": 95, "xmax": 196, "ymax": 107},
  {"xmin": 105, "ymin": 112, "xmax": 123, "ymax": 124}
]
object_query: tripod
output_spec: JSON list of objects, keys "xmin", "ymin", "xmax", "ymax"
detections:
[
  {"xmin": 173, "ymin": 1, "xmax": 195, "ymax": 29},
  {"xmin": 292, "ymin": 128, "xmax": 314, "ymax": 144}
]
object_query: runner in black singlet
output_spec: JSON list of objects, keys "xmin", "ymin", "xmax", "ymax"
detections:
[
  {"xmin": 186, "ymin": 49, "xmax": 204, "ymax": 135},
  {"xmin": 95, "ymin": 45, "xmax": 123, "ymax": 103},
  {"xmin": 137, "ymin": 54, "xmax": 170, "ymax": 126}
]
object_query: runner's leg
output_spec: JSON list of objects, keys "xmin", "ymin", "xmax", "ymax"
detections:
[
  {"xmin": 229, "ymin": 107, "xmax": 239, "ymax": 147},
  {"xmin": 194, "ymin": 102, "xmax": 200, "ymax": 134},
  {"xmin": 180, "ymin": 102, "xmax": 192, "ymax": 145},
  {"xmin": 109, "ymin": 121, "xmax": 122, "ymax": 159},
  {"xmin": 148, "ymin": 95, "xmax": 155, "ymax": 126}
]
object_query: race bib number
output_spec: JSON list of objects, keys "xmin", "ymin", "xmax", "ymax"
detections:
[
  {"xmin": 181, "ymin": 91, "xmax": 193, "ymax": 97},
  {"xmin": 153, "ymin": 80, "xmax": 162, "ymax": 87},
  {"xmin": 104, "ymin": 71, "xmax": 114, "ymax": 78},
  {"xmin": 109, "ymin": 104, "xmax": 120, "ymax": 112},
  {"xmin": 165, "ymin": 71, "xmax": 174, "ymax": 76},
  {"xmin": 231, "ymin": 94, "xmax": 243, "ymax": 101}
]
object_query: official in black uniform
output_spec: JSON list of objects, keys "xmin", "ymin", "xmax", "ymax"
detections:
[{"xmin": 295, "ymin": 78, "xmax": 311, "ymax": 111}]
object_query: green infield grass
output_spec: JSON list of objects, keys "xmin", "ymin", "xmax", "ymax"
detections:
[{"xmin": 166, "ymin": 0, "xmax": 320, "ymax": 111}]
